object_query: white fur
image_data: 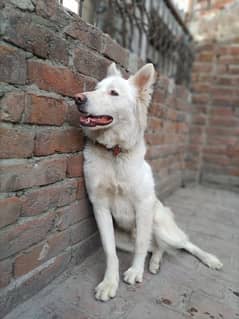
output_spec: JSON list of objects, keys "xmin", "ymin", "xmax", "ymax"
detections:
[{"xmin": 78, "ymin": 63, "xmax": 223, "ymax": 302}]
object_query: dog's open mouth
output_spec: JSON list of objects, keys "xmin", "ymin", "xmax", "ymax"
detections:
[{"xmin": 79, "ymin": 114, "xmax": 113, "ymax": 127}]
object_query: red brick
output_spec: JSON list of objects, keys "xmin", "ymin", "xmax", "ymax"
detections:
[
  {"xmin": 101, "ymin": 33, "xmax": 129, "ymax": 66},
  {"xmin": 4, "ymin": 11, "xmax": 68, "ymax": 64},
  {"xmin": 192, "ymin": 63, "xmax": 212, "ymax": 73},
  {"xmin": 4, "ymin": 12, "xmax": 48, "ymax": 59},
  {"xmin": 176, "ymin": 122, "xmax": 189, "ymax": 134},
  {"xmin": 192, "ymin": 94, "xmax": 209, "ymax": 105},
  {"xmin": 21, "ymin": 179, "xmax": 78, "ymax": 217},
  {"xmin": 192, "ymin": 83, "xmax": 211, "ymax": 94},
  {"xmin": 14, "ymin": 230, "xmax": 70, "ymax": 277},
  {"xmin": 5, "ymin": 251, "xmax": 71, "ymax": 318},
  {"xmin": 24, "ymin": 94, "xmax": 67, "ymax": 126},
  {"xmin": 36, "ymin": 0, "xmax": 57, "ymax": 18},
  {"xmin": 207, "ymin": 126, "xmax": 239, "ymax": 136},
  {"xmin": 194, "ymin": 104, "xmax": 208, "ymax": 114},
  {"xmin": 28, "ymin": 61, "xmax": 85, "ymax": 97},
  {"xmin": 148, "ymin": 117, "xmax": 163, "ymax": 131},
  {"xmin": 0, "ymin": 211, "xmax": 56, "ymax": 259},
  {"xmin": 175, "ymin": 86, "xmax": 190, "ymax": 100},
  {"xmin": 0, "ymin": 44, "xmax": 26, "ymax": 84},
  {"xmin": 0, "ymin": 197, "xmax": 21, "ymax": 229},
  {"xmin": 163, "ymin": 121, "xmax": 177, "ymax": 134},
  {"xmin": 145, "ymin": 133, "xmax": 164, "ymax": 145},
  {"xmin": 0, "ymin": 126, "xmax": 35, "ymax": 159},
  {"xmin": 218, "ymin": 56, "xmax": 239, "ymax": 65},
  {"xmin": 77, "ymin": 178, "xmax": 86, "ymax": 200},
  {"xmin": 163, "ymin": 134, "xmax": 178, "ymax": 144},
  {"xmin": 197, "ymin": 51, "xmax": 214, "ymax": 62},
  {"xmin": 227, "ymin": 144, "xmax": 239, "ymax": 158},
  {"xmin": 55, "ymin": 199, "xmax": 92, "ymax": 231},
  {"xmin": 190, "ymin": 125, "xmax": 205, "ymax": 135},
  {"xmin": 203, "ymin": 154, "xmax": 229, "ymax": 166},
  {"xmin": 192, "ymin": 114, "xmax": 207, "ymax": 125},
  {"xmin": 211, "ymin": 96, "xmax": 239, "ymax": 107},
  {"xmin": 67, "ymin": 154, "xmax": 84, "ymax": 177},
  {"xmin": 65, "ymin": 20, "xmax": 102, "ymax": 52},
  {"xmin": 207, "ymin": 135, "xmax": 238, "ymax": 146},
  {"xmin": 227, "ymin": 65, "xmax": 239, "ymax": 75},
  {"xmin": 0, "ymin": 259, "xmax": 12, "ymax": 288},
  {"xmin": 0, "ymin": 158, "xmax": 66, "ymax": 192},
  {"xmin": 189, "ymin": 136, "xmax": 204, "ymax": 146},
  {"xmin": 203, "ymin": 145, "xmax": 227, "ymax": 155},
  {"xmin": 209, "ymin": 116, "xmax": 239, "ymax": 127},
  {"xmin": 149, "ymin": 103, "xmax": 166, "ymax": 118},
  {"xmin": 34, "ymin": 128, "xmax": 84, "ymax": 156},
  {"xmin": 48, "ymin": 36, "xmax": 68, "ymax": 65},
  {"xmin": 0, "ymin": 92, "xmax": 25, "ymax": 123},
  {"xmin": 227, "ymin": 46, "xmax": 239, "ymax": 55},
  {"xmin": 152, "ymin": 89, "xmax": 167, "ymax": 105},
  {"xmin": 66, "ymin": 104, "xmax": 82, "ymax": 128},
  {"xmin": 188, "ymin": 144, "xmax": 202, "ymax": 154},
  {"xmin": 74, "ymin": 47, "xmax": 110, "ymax": 80},
  {"xmin": 210, "ymin": 106, "xmax": 235, "ymax": 117},
  {"xmin": 214, "ymin": 76, "xmax": 239, "ymax": 86},
  {"xmin": 227, "ymin": 167, "xmax": 239, "ymax": 176},
  {"xmin": 70, "ymin": 217, "xmax": 97, "ymax": 245},
  {"xmin": 175, "ymin": 99, "xmax": 190, "ymax": 112},
  {"xmin": 166, "ymin": 109, "xmax": 177, "ymax": 121},
  {"xmin": 209, "ymin": 87, "xmax": 238, "ymax": 97},
  {"xmin": 71, "ymin": 232, "xmax": 100, "ymax": 268}
]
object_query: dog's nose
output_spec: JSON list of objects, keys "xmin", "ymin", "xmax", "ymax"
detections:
[{"xmin": 74, "ymin": 93, "xmax": 87, "ymax": 106}]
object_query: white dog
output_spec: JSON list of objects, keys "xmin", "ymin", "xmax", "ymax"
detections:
[{"xmin": 74, "ymin": 63, "xmax": 223, "ymax": 302}]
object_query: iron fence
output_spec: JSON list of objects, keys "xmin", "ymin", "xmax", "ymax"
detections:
[{"xmin": 62, "ymin": 0, "xmax": 194, "ymax": 86}]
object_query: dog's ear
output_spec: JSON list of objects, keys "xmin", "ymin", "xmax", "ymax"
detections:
[
  {"xmin": 130, "ymin": 63, "xmax": 156, "ymax": 91},
  {"xmin": 107, "ymin": 63, "xmax": 122, "ymax": 77}
]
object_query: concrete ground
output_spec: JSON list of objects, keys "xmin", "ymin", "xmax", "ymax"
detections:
[{"xmin": 5, "ymin": 185, "xmax": 239, "ymax": 319}]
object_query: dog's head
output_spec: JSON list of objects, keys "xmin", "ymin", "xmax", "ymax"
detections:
[{"xmin": 74, "ymin": 63, "xmax": 156, "ymax": 148}]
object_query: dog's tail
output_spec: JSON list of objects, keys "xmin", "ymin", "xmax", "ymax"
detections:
[{"xmin": 153, "ymin": 202, "xmax": 223, "ymax": 269}]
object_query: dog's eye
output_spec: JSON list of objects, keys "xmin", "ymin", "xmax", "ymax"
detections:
[{"xmin": 110, "ymin": 90, "xmax": 119, "ymax": 96}]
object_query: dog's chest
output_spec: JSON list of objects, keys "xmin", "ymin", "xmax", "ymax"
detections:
[{"xmin": 94, "ymin": 164, "xmax": 136, "ymax": 230}]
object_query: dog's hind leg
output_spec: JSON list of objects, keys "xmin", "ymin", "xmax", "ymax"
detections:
[
  {"xmin": 153, "ymin": 202, "xmax": 223, "ymax": 270},
  {"xmin": 149, "ymin": 242, "xmax": 164, "ymax": 274},
  {"xmin": 115, "ymin": 228, "xmax": 165, "ymax": 274},
  {"xmin": 182, "ymin": 241, "xmax": 223, "ymax": 269}
]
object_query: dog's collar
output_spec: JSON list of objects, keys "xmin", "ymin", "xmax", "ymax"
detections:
[{"xmin": 95, "ymin": 141, "xmax": 122, "ymax": 157}]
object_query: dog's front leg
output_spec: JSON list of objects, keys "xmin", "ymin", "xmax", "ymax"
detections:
[
  {"xmin": 124, "ymin": 197, "xmax": 154, "ymax": 285},
  {"xmin": 94, "ymin": 206, "xmax": 119, "ymax": 301}
]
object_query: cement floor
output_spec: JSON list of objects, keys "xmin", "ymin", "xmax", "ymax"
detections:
[{"xmin": 5, "ymin": 185, "xmax": 239, "ymax": 319}]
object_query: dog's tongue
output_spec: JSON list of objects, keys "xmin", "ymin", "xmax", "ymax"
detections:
[{"xmin": 80, "ymin": 115, "xmax": 112, "ymax": 127}]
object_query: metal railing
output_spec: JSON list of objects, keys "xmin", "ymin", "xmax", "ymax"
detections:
[{"xmin": 61, "ymin": 0, "xmax": 194, "ymax": 86}]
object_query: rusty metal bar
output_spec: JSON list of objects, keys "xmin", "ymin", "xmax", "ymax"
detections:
[{"xmin": 79, "ymin": 0, "xmax": 84, "ymax": 16}]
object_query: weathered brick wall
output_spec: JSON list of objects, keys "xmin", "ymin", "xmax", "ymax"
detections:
[
  {"xmin": 192, "ymin": 0, "xmax": 235, "ymax": 18},
  {"xmin": 188, "ymin": 0, "xmax": 239, "ymax": 189},
  {"xmin": 0, "ymin": 0, "xmax": 192, "ymax": 315},
  {"xmin": 147, "ymin": 78, "xmax": 192, "ymax": 196}
]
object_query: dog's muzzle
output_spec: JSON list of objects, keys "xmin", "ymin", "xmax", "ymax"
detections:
[{"xmin": 74, "ymin": 93, "xmax": 88, "ymax": 113}]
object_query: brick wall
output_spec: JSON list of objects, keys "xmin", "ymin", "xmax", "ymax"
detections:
[
  {"xmin": 192, "ymin": 0, "xmax": 235, "ymax": 17},
  {"xmin": 188, "ymin": 0, "xmax": 239, "ymax": 189},
  {"xmin": 0, "ymin": 0, "xmax": 192, "ymax": 315},
  {"xmin": 147, "ymin": 78, "xmax": 192, "ymax": 196}
]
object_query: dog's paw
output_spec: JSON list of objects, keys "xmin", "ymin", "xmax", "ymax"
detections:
[
  {"xmin": 123, "ymin": 267, "xmax": 143, "ymax": 285},
  {"xmin": 149, "ymin": 259, "xmax": 161, "ymax": 274},
  {"xmin": 203, "ymin": 253, "xmax": 223, "ymax": 270},
  {"xmin": 95, "ymin": 278, "xmax": 119, "ymax": 302}
]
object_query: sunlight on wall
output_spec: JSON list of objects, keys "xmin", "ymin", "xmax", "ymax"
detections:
[
  {"xmin": 172, "ymin": 0, "xmax": 190, "ymax": 13},
  {"xmin": 62, "ymin": 0, "xmax": 79, "ymax": 14}
]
